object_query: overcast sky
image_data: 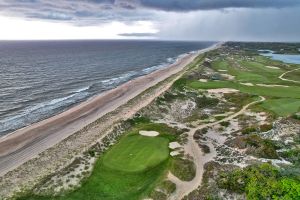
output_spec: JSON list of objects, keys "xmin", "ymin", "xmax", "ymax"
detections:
[{"xmin": 0, "ymin": 0, "xmax": 300, "ymax": 41}]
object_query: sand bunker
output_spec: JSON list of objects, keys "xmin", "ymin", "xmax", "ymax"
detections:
[
  {"xmin": 170, "ymin": 151, "xmax": 180, "ymax": 156},
  {"xmin": 207, "ymin": 88, "xmax": 239, "ymax": 94},
  {"xmin": 199, "ymin": 79, "xmax": 208, "ymax": 82},
  {"xmin": 240, "ymin": 82, "xmax": 254, "ymax": 86},
  {"xmin": 139, "ymin": 130, "xmax": 159, "ymax": 137},
  {"xmin": 257, "ymin": 84, "xmax": 289, "ymax": 88},
  {"xmin": 169, "ymin": 142, "xmax": 181, "ymax": 149},
  {"xmin": 265, "ymin": 66, "xmax": 280, "ymax": 69}
]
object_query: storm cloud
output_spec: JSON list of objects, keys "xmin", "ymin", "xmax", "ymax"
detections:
[
  {"xmin": 139, "ymin": 0, "xmax": 300, "ymax": 11},
  {"xmin": 1, "ymin": 0, "xmax": 300, "ymax": 22},
  {"xmin": 0, "ymin": 0, "xmax": 300, "ymax": 41}
]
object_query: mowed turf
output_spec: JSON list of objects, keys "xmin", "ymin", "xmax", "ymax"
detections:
[
  {"xmin": 19, "ymin": 124, "xmax": 173, "ymax": 200},
  {"xmin": 191, "ymin": 55, "xmax": 300, "ymax": 116},
  {"xmin": 103, "ymin": 134, "xmax": 169, "ymax": 172},
  {"xmin": 260, "ymin": 98, "xmax": 300, "ymax": 116}
]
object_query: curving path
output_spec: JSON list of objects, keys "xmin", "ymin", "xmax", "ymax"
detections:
[
  {"xmin": 168, "ymin": 96, "xmax": 265, "ymax": 200},
  {"xmin": 279, "ymin": 68, "xmax": 300, "ymax": 83}
]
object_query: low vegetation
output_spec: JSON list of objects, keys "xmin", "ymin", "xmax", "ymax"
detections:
[
  {"xmin": 217, "ymin": 163, "xmax": 300, "ymax": 199},
  {"xmin": 170, "ymin": 158, "xmax": 196, "ymax": 181}
]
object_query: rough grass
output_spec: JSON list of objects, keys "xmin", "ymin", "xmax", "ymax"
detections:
[{"xmin": 170, "ymin": 158, "xmax": 196, "ymax": 181}]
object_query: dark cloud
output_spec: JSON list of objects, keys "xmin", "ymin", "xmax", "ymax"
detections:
[
  {"xmin": 1, "ymin": 0, "xmax": 300, "ymax": 24},
  {"xmin": 0, "ymin": 0, "xmax": 300, "ymax": 41},
  {"xmin": 139, "ymin": 0, "xmax": 300, "ymax": 11},
  {"xmin": 118, "ymin": 32, "xmax": 157, "ymax": 37}
]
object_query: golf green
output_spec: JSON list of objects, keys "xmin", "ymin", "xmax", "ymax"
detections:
[{"xmin": 103, "ymin": 134, "xmax": 169, "ymax": 172}]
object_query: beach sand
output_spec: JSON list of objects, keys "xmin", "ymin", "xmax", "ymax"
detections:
[{"xmin": 0, "ymin": 44, "xmax": 221, "ymax": 196}]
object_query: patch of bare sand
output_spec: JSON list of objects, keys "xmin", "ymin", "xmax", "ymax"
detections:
[
  {"xmin": 170, "ymin": 151, "xmax": 180, "ymax": 156},
  {"xmin": 169, "ymin": 142, "xmax": 181, "ymax": 149},
  {"xmin": 256, "ymin": 84, "xmax": 289, "ymax": 88},
  {"xmin": 265, "ymin": 66, "xmax": 280, "ymax": 69},
  {"xmin": 207, "ymin": 88, "xmax": 239, "ymax": 94},
  {"xmin": 139, "ymin": 130, "xmax": 159, "ymax": 137},
  {"xmin": 199, "ymin": 79, "xmax": 208, "ymax": 82},
  {"xmin": 240, "ymin": 82, "xmax": 254, "ymax": 86}
]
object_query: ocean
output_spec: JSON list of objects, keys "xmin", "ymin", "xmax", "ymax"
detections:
[{"xmin": 0, "ymin": 40, "xmax": 214, "ymax": 136}]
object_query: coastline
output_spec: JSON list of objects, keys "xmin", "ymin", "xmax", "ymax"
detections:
[{"xmin": 0, "ymin": 42, "xmax": 221, "ymax": 180}]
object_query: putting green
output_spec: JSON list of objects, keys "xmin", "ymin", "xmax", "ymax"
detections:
[{"xmin": 103, "ymin": 134, "xmax": 169, "ymax": 172}]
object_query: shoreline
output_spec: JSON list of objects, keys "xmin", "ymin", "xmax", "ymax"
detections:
[{"xmin": 0, "ymin": 42, "xmax": 221, "ymax": 178}]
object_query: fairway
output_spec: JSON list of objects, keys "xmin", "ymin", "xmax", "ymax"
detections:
[
  {"xmin": 189, "ymin": 55, "xmax": 300, "ymax": 116},
  {"xmin": 103, "ymin": 134, "xmax": 169, "ymax": 172},
  {"xmin": 260, "ymin": 98, "xmax": 300, "ymax": 116}
]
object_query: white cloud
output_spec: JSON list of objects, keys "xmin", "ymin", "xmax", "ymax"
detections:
[{"xmin": 0, "ymin": 16, "xmax": 157, "ymax": 40}]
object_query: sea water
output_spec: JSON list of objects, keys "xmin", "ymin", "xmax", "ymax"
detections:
[{"xmin": 0, "ymin": 40, "xmax": 214, "ymax": 135}]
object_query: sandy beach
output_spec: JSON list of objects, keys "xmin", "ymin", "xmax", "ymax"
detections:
[{"xmin": 0, "ymin": 43, "xmax": 220, "ymax": 178}]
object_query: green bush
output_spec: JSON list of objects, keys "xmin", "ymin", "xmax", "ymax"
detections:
[
  {"xmin": 259, "ymin": 123, "xmax": 273, "ymax": 132},
  {"xmin": 220, "ymin": 121, "xmax": 230, "ymax": 127},
  {"xmin": 242, "ymin": 127, "xmax": 257, "ymax": 135},
  {"xmin": 196, "ymin": 96, "xmax": 219, "ymax": 108},
  {"xmin": 170, "ymin": 158, "xmax": 196, "ymax": 181},
  {"xmin": 218, "ymin": 163, "xmax": 300, "ymax": 199}
]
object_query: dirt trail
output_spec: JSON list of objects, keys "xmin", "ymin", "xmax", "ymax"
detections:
[
  {"xmin": 169, "ymin": 96, "xmax": 265, "ymax": 200},
  {"xmin": 279, "ymin": 68, "xmax": 300, "ymax": 83}
]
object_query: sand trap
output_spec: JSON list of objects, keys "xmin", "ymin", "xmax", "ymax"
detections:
[
  {"xmin": 207, "ymin": 88, "xmax": 239, "ymax": 94},
  {"xmin": 139, "ymin": 130, "xmax": 159, "ymax": 137},
  {"xmin": 265, "ymin": 66, "xmax": 280, "ymax": 69},
  {"xmin": 257, "ymin": 84, "xmax": 289, "ymax": 88},
  {"xmin": 221, "ymin": 74, "xmax": 235, "ymax": 80},
  {"xmin": 218, "ymin": 69, "xmax": 227, "ymax": 72},
  {"xmin": 240, "ymin": 82, "xmax": 254, "ymax": 86},
  {"xmin": 169, "ymin": 142, "xmax": 181, "ymax": 149},
  {"xmin": 199, "ymin": 79, "xmax": 208, "ymax": 82},
  {"xmin": 170, "ymin": 151, "xmax": 180, "ymax": 156}
]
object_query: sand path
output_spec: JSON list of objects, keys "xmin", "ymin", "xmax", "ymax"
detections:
[
  {"xmin": 0, "ymin": 44, "xmax": 221, "ymax": 177},
  {"xmin": 279, "ymin": 68, "xmax": 300, "ymax": 83},
  {"xmin": 168, "ymin": 96, "xmax": 265, "ymax": 200}
]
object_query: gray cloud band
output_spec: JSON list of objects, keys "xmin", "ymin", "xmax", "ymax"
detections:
[{"xmin": 0, "ymin": 0, "xmax": 300, "ymax": 23}]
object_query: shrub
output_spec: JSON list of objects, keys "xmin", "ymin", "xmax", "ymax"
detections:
[
  {"xmin": 218, "ymin": 163, "xmax": 300, "ymax": 199},
  {"xmin": 220, "ymin": 121, "xmax": 230, "ymax": 127},
  {"xmin": 170, "ymin": 158, "xmax": 196, "ymax": 181},
  {"xmin": 195, "ymin": 96, "xmax": 219, "ymax": 108},
  {"xmin": 259, "ymin": 123, "xmax": 273, "ymax": 132},
  {"xmin": 241, "ymin": 127, "xmax": 257, "ymax": 135}
]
